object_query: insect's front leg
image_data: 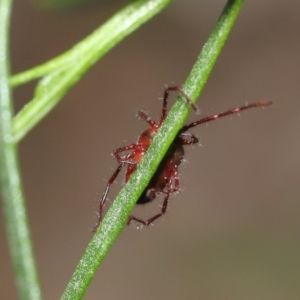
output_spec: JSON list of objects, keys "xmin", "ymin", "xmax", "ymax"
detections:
[
  {"xmin": 114, "ymin": 144, "xmax": 138, "ymax": 164},
  {"xmin": 159, "ymin": 86, "xmax": 198, "ymax": 126},
  {"xmin": 137, "ymin": 110, "xmax": 158, "ymax": 128}
]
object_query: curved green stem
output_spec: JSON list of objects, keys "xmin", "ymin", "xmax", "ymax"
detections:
[
  {"xmin": 11, "ymin": 0, "xmax": 172, "ymax": 142},
  {"xmin": 0, "ymin": 0, "xmax": 42, "ymax": 299},
  {"xmin": 61, "ymin": 0, "xmax": 244, "ymax": 299}
]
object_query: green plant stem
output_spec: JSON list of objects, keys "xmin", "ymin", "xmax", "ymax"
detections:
[
  {"xmin": 0, "ymin": 0, "xmax": 42, "ymax": 300},
  {"xmin": 11, "ymin": 0, "xmax": 172, "ymax": 143},
  {"xmin": 61, "ymin": 0, "xmax": 244, "ymax": 299}
]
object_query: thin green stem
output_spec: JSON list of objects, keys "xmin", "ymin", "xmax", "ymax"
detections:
[
  {"xmin": 0, "ymin": 0, "xmax": 42, "ymax": 299},
  {"xmin": 11, "ymin": 0, "xmax": 172, "ymax": 142},
  {"xmin": 61, "ymin": 0, "xmax": 244, "ymax": 299}
]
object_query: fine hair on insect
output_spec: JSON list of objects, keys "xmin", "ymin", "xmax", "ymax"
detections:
[{"xmin": 93, "ymin": 85, "xmax": 272, "ymax": 231}]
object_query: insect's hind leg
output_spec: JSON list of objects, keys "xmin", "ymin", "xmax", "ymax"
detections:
[
  {"xmin": 127, "ymin": 166, "xmax": 177, "ymax": 226},
  {"xmin": 127, "ymin": 194, "xmax": 170, "ymax": 226},
  {"xmin": 93, "ymin": 163, "xmax": 124, "ymax": 232}
]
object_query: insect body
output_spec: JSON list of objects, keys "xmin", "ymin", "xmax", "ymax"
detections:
[{"xmin": 93, "ymin": 86, "xmax": 271, "ymax": 231}]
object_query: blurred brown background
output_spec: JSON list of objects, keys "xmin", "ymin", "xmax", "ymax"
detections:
[{"xmin": 1, "ymin": 0, "xmax": 300, "ymax": 299}]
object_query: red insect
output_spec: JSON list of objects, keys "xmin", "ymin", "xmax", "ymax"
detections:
[{"xmin": 93, "ymin": 86, "xmax": 271, "ymax": 231}]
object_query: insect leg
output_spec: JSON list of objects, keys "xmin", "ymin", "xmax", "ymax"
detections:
[
  {"xmin": 93, "ymin": 163, "xmax": 124, "ymax": 232},
  {"xmin": 159, "ymin": 86, "xmax": 198, "ymax": 125},
  {"xmin": 114, "ymin": 144, "xmax": 138, "ymax": 163},
  {"xmin": 127, "ymin": 166, "xmax": 179, "ymax": 226},
  {"xmin": 180, "ymin": 101, "xmax": 272, "ymax": 133},
  {"xmin": 127, "ymin": 194, "xmax": 170, "ymax": 226},
  {"xmin": 137, "ymin": 110, "xmax": 157, "ymax": 128}
]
